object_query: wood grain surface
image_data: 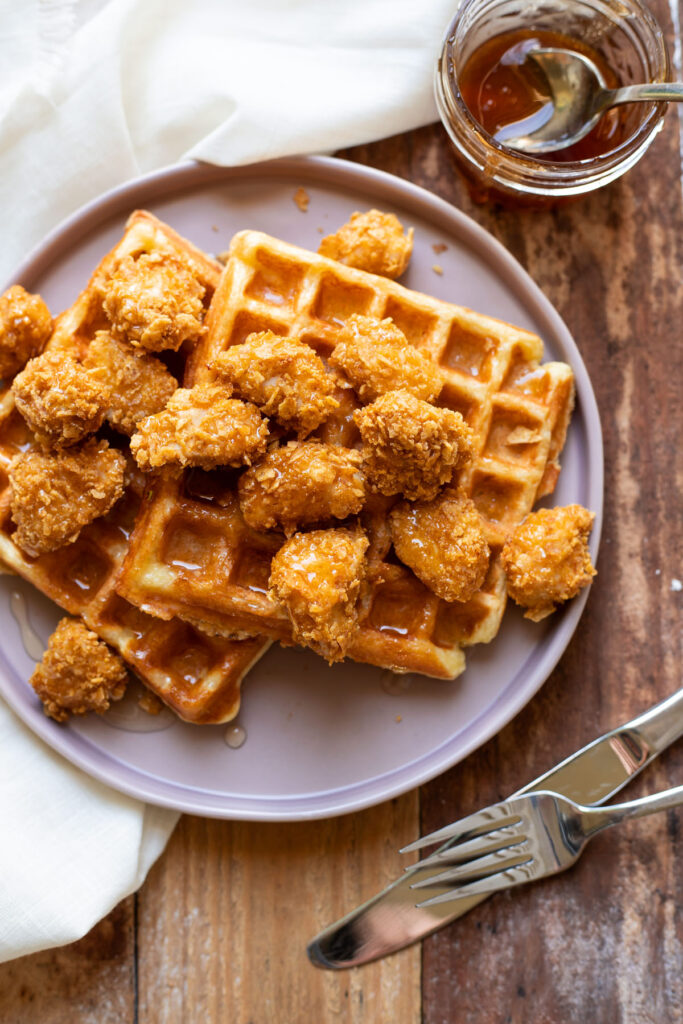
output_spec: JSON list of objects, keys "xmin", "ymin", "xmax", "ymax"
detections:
[{"xmin": 1, "ymin": 2, "xmax": 681, "ymax": 1018}]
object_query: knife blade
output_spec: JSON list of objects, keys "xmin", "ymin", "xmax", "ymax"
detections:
[{"xmin": 308, "ymin": 685, "xmax": 683, "ymax": 969}]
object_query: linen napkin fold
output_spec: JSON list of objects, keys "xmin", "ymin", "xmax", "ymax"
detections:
[{"xmin": 0, "ymin": 0, "xmax": 454, "ymax": 964}]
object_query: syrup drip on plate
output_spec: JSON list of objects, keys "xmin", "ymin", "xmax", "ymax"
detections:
[
  {"xmin": 9, "ymin": 590, "xmax": 45, "ymax": 661},
  {"xmin": 381, "ymin": 670, "xmax": 412, "ymax": 696},
  {"xmin": 104, "ymin": 681, "xmax": 176, "ymax": 733},
  {"xmin": 224, "ymin": 724, "xmax": 247, "ymax": 749}
]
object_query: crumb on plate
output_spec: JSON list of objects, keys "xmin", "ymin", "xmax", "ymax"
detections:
[{"xmin": 293, "ymin": 187, "xmax": 310, "ymax": 212}]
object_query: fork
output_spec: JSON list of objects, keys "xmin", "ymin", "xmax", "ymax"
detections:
[{"xmin": 402, "ymin": 784, "xmax": 683, "ymax": 908}]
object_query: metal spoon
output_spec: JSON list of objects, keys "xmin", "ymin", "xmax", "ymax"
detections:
[{"xmin": 494, "ymin": 47, "xmax": 683, "ymax": 155}]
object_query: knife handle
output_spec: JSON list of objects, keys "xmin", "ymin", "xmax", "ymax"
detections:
[{"xmin": 628, "ymin": 685, "xmax": 683, "ymax": 751}]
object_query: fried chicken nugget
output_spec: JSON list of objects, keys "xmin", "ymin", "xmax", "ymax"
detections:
[
  {"xmin": 102, "ymin": 252, "xmax": 205, "ymax": 352},
  {"xmin": 0, "ymin": 285, "xmax": 52, "ymax": 379},
  {"xmin": 10, "ymin": 439, "xmax": 126, "ymax": 556},
  {"xmin": 211, "ymin": 331, "xmax": 339, "ymax": 437},
  {"xmin": 269, "ymin": 527, "xmax": 369, "ymax": 663},
  {"xmin": 238, "ymin": 441, "xmax": 365, "ymax": 535},
  {"xmin": 329, "ymin": 315, "xmax": 442, "ymax": 403},
  {"xmin": 84, "ymin": 331, "xmax": 177, "ymax": 435},
  {"xmin": 12, "ymin": 349, "xmax": 111, "ymax": 449},
  {"xmin": 390, "ymin": 493, "xmax": 490, "ymax": 602},
  {"xmin": 130, "ymin": 384, "xmax": 268, "ymax": 471},
  {"xmin": 318, "ymin": 210, "xmax": 413, "ymax": 279},
  {"xmin": 355, "ymin": 389, "xmax": 474, "ymax": 502},
  {"xmin": 502, "ymin": 505, "xmax": 596, "ymax": 621},
  {"xmin": 30, "ymin": 618, "xmax": 127, "ymax": 722}
]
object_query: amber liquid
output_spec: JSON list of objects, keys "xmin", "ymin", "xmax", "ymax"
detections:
[{"xmin": 458, "ymin": 28, "xmax": 629, "ymax": 163}]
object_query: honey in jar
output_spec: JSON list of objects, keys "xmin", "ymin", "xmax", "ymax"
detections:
[{"xmin": 457, "ymin": 28, "xmax": 629, "ymax": 163}]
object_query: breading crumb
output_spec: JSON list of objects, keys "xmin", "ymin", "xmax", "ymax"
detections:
[
  {"xmin": 138, "ymin": 690, "xmax": 165, "ymax": 715},
  {"xmin": 432, "ymin": 264, "xmax": 444, "ymax": 275},
  {"xmin": 293, "ymin": 187, "xmax": 310, "ymax": 212},
  {"xmin": 432, "ymin": 243, "xmax": 448, "ymax": 255}
]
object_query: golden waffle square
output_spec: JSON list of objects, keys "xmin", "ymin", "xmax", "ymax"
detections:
[
  {"xmin": 117, "ymin": 230, "xmax": 575, "ymax": 680},
  {"xmin": 0, "ymin": 213, "xmax": 270, "ymax": 723}
]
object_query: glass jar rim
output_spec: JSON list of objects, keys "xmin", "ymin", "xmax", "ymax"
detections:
[{"xmin": 436, "ymin": 0, "xmax": 671, "ymax": 188}]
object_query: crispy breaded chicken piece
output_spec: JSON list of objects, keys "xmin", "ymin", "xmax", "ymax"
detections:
[
  {"xmin": 355, "ymin": 389, "xmax": 474, "ymax": 502},
  {"xmin": 329, "ymin": 315, "xmax": 442, "ymax": 403},
  {"xmin": 0, "ymin": 285, "xmax": 52, "ymax": 378},
  {"xmin": 10, "ymin": 439, "xmax": 126, "ymax": 556},
  {"xmin": 318, "ymin": 210, "xmax": 414, "ymax": 279},
  {"xmin": 211, "ymin": 331, "xmax": 339, "ymax": 437},
  {"xmin": 502, "ymin": 505, "xmax": 596, "ymax": 621},
  {"xmin": 238, "ymin": 441, "xmax": 365, "ymax": 535},
  {"xmin": 102, "ymin": 252, "xmax": 205, "ymax": 352},
  {"xmin": 269, "ymin": 527, "xmax": 369, "ymax": 663},
  {"xmin": 84, "ymin": 331, "xmax": 177, "ymax": 435},
  {"xmin": 390, "ymin": 493, "xmax": 490, "ymax": 602},
  {"xmin": 30, "ymin": 618, "xmax": 127, "ymax": 722},
  {"xmin": 130, "ymin": 384, "xmax": 268, "ymax": 471},
  {"xmin": 12, "ymin": 349, "xmax": 111, "ymax": 449}
]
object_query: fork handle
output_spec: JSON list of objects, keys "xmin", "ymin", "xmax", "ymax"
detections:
[{"xmin": 582, "ymin": 783, "xmax": 683, "ymax": 837}]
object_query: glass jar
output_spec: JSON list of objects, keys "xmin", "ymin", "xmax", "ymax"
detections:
[{"xmin": 435, "ymin": 0, "xmax": 671, "ymax": 205}]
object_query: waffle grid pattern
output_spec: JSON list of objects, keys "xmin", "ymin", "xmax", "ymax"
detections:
[
  {"xmin": 118, "ymin": 230, "xmax": 575, "ymax": 680},
  {"xmin": 0, "ymin": 214, "xmax": 269, "ymax": 723}
]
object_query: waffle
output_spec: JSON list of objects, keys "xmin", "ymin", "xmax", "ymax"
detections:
[
  {"xmin": 117, "ymin": 230, "xmax": 575, "ymax": 680},
  {"xmin": 0, "ymin": 213, "xmax": 270, "ymax": 723}
]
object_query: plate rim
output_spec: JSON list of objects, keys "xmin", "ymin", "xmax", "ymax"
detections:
[{"xmin": 0, "ymin": 155, "xmax": 603, "ymax": 820}]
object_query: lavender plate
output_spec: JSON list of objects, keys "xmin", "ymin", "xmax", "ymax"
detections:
[{"xmin": 0, "ymin": 157, "xmax": 602, "ymax": 820}]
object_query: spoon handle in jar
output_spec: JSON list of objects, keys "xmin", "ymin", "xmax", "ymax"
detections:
[{"xmin": 606, "ymin": 81, "xmax": 683, "ymax": 108}]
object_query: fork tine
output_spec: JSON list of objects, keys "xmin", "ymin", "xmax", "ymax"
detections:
[
  {"xmin": 410, "ymin": 826, "xmax": 524, "ymax": 871},
  {"xmin": 410, "ymin": 839, "xmax": 530, "ymax": 890},
  {"xmin": 414, "ymin": 856, "xmax": 539, "ymax": 908},
  {"xmin": 400, "ymin": 800, "xmax": 521, "ymax": 854}
]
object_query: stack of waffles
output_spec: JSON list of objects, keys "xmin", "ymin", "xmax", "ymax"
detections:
[
  {"xmin": 117, "ymin": 229, "xmax": 575, "ymax": 681},
  {"xmin": 0, "ymin": 213, "xmax": 268, "ymax": 724}
]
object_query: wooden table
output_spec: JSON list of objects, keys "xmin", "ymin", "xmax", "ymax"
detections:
[{"xmin": 2, "ymin": 7, "xmax": 682, "ymax": 1018}]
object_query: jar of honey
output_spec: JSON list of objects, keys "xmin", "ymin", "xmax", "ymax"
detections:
[{"xmin": 435, "ymin": 0, "xmax": 671, "ymax": 205}]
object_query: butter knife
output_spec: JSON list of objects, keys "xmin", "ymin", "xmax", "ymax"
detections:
[{"xmin": 308, "ymin": 686, "xmax": 683, "ymax": 969}]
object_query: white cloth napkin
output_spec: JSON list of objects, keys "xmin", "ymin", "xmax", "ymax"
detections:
[{"xmin": 0, "ymin": 0, "xmax": 454, "ymax": 964}]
